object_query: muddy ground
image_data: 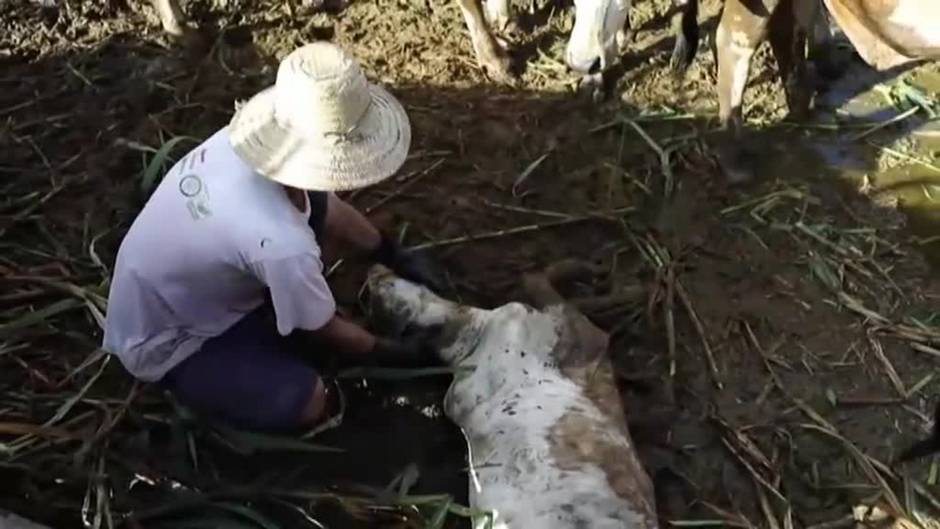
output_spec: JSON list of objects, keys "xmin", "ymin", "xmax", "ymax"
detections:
[{"xmin": 3, "ymin": 0, "xmax": 940, "ymax": 527}]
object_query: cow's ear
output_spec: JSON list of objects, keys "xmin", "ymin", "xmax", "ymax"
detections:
[
  {"xmin": 522, "ymin": 260, "xmax": 614, "ymax": 368},
  {"xmin": 522, "ymin": 259, "xmax": 604, "ymax": 309}
]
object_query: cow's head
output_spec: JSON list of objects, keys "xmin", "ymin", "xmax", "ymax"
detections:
[
  {"xmin": 367, "ymin": 265, "xmax": 488, "ymax": 366},
  {"xmin": 367, "ymin": 261, "xmax": 616, "ymax": 370},
  {"xmin": 565, "ymin": 0, "xmax": 630, "ymax": 74}
]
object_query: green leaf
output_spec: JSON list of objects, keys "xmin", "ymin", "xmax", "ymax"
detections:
[
  {"xmin": 807, "ymin": 254, "xmax": 840, "ymax": 292},
  {"xmin": 210, "ymin": 423, "xmax": 343, "ymax": 455},
  {"xmin": 337, "ymin": 366, "xmax": 472, "ymax": 380},
  {"xmin": 512, "ymin": 152, "xmax": 550, "ymax": 196},
  {"xmin": 44, "ymin": 352, "xmax": 109, "ymax": 426},
  {"xmin": 0, "ymin": 298, "xmax": 83, "ymax": 337},
  {"xmin": 378, "ymin": 463, "xmax": 420, "ymax": 502},
  {"xmin": 426, "ymin": 497, "xmax": 452, "ymax": 529},
  {"xmin": 212, "ymin": 502, "xmax": 282, "ymax": 529},
  {"xmin": 140, "ymin": 136, "xmax": 198, "ymax": 194},
  {"xmin": 398, "ymin": 463, "xmax": 420, "ymax": 497}
]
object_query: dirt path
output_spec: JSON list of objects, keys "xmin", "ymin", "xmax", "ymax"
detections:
[{"xmin": 3, "ymin": 0, "xmax": 940, "ymax": 528}]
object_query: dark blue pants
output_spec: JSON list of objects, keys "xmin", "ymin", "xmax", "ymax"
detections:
[{"xmin": 161, "ymin": 191, "xmax": 330, "ymax": 431}]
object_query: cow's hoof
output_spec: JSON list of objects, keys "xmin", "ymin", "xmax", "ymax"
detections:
[
  {"xmin": 670, "ymin": 43, "xmax": 697, "ymax": 77},
  {"xmin": 576, "ymin": 73, "xmax": 606, "ymax": 102},
  {"xmin": 715, "ymin": 144, "xmax": 756, "ymax": 184},
  {"xmin": 482, "ymin": 54, "xmax": 516, "ymax": 84},
  {"xmin": 502, "ymin": 19, "xmax": 523, "ymax": 38},
  {"xmin": 488, "ymin": 15, "xmax": 517, "ymax": 35},
  {"xmin": 167, "ymin": 25, "xmax": 205, "ymax": 50}
]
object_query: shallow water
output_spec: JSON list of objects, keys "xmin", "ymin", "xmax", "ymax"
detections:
[{"xmin": 800, "ymin": 63, "xmax": 940, "ymax": 268}]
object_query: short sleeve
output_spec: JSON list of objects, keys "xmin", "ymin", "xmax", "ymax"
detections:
[{"xmin": 251, "ymin": 254, "xmax": 336, "ymax": 335}]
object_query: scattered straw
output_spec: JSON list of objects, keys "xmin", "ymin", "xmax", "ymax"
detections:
[
  {"xmin": 867, "ymin": 334, "xmax": 907, "ymax": 398},
  {"xmin": 408, "ymin": 208, "xmax": 633, "ymax": 251},
  {"xmin": 624, "ymin": 119, "xmax": 676, "ymax": 197},
  {"xmin": 676, "ymin": 279, "xmax": 721, "ymax": 389}
]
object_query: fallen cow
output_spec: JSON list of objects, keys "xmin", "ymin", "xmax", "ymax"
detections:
[{"xmin": 368, "ymin": 261, "xmax": 657, "ymax": 529}]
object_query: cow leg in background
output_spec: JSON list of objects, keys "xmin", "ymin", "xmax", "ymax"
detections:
[
  {"xmin": 713, "ymin": 0, "xmax": 777, "ymax": 183},
  {"xmin": 806, "ymin": 1, "xmax": 844, "ymax": 81},
  {"xmin": 619, "ymin": 11, "xmax": 633, "ymax": 50},
  {"xmin": 457, "ymin": 0, "xmax": 515, "ymax": 82},
  {"xmin": 768, "ymin": 0, "xmax": 816, "ymax": 120},
  {"xmin": 485, "ymin": 0, "xmax": 513, "ymax": 33},
  {"xmin": 151, "ymin": 0, "xmax": 189, "ymax": 37},
  {"xmin": 670, "ymin": 0, "xmax": 699, "ymax": 74}
]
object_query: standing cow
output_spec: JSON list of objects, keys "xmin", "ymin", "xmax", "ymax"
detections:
[
  {"xmin": 146, "ymin": 0, "xmax": 343, "ymax": 38},
  {"xmin": 368, "ymin": 260, "xmax": 658, "ymax": 529},
  {"xmin": 667, "ymin": 0, "xmax": 940, "ymax": 182},
  {"xmin": 459, "ymin": 0, "xmax": 700, "ymax": 82},
  {"xmin": 148, "ymin": 0, "xmax": 699, "ymax": 84},
  {"xmin": 455, "ymin": 0, "xmax": 634, "ymax": 81}
]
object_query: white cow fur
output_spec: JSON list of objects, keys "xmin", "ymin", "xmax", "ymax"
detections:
[
  {"xmin": 368, "ymin": 266, "xmax": 657, "ymax": 529},
  {"xmin": 566, "ymin": 0, "xmax": 631, "ymax": 73}
]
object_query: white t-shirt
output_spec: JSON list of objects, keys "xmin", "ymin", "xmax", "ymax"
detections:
[{"xmin": 103, "ymin": 127, "xmax": 336, "ymax": 382}]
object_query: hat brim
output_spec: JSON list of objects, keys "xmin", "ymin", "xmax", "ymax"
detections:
[{"xmin": 228, "ymin": 83, "xmax": 411, "ymax": 192}]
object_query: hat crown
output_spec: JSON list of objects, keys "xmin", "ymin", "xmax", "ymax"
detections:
[{"xmin": 274, "ymin": 42, "xmax": 372, "ymax": 136}]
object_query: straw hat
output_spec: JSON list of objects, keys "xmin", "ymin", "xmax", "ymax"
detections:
[{"xmin": 228, "ymin": 42, "xmax": 411, "ymax": 191}]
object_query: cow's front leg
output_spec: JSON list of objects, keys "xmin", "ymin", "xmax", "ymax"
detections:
[
  {"xmin": 713, "ymin": 0, "xmax": 773, "ymax": 183},
  {"xmin": 458, "ymin": 0, "xmax": 515, "ymax": 82},
  {"xmin": 151, "ymin": 0, "xmax": 190, "ymax": 37},
  {"xmin": 769, "ymin": 0, "xmax": 816, "ymax": 120},
  {"xmin": 670, "ymin": 0, "xmax": 699, "ymax": 74},
  {"xmin": 485, "ymin": 0, "xmax": 514, "ymax": 33},
  {"xmin": 806, "ymin": 1, "xmax": 845, "ymax": 81}
]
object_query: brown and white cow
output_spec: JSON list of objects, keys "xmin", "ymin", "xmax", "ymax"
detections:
[
  {"xmin": 707, "ymin": 0, "xmax": 825, "ymax": 182},
  {"xmin": 459, "ymin": 0, "xmax": 702, "ymax": 82},
  {"xmin": 146, "ymin": 0, "xmax": 344, "ymax": 39},
  {"xmin": 368, "ymin": 261, "xmax": 657, "ymax": 529},
  {"xmin": 455, "ymin": 0, "xmax": 634, "ymax": 82},
  {"xmin": 147, "ymin": 0, "xmax": 698, "ymax": 85},
  {"xmin": 670, "ymin": 0, "xmax": 940, "ymax": 182}
]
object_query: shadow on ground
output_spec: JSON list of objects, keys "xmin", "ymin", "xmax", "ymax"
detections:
[{"xmin": 3, "ymin": 1, "xmax": 940, "ymax": 529}]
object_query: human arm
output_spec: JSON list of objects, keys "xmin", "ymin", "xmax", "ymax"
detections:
[
  {"xmin": 308, "ymin": 315, "xmax": 441, "ymax": 367},
  {"xmin": 255, "ymin": 254, "xmax": 439, "ymax": 366},
  {"xmin": 319, "ymin": 194, "xmax": 446, "ymax": 291},
  {"xmin": 309, "ymin": 314, "xmax": 376, "ymax": 358},
  {"xmin": 369, "ymin": 234, "xmax": 446, "ymax": 292}
]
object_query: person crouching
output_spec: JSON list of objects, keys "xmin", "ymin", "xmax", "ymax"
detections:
[{"xmin": 103, "ymin": 42, "xmax": 443, "ymax": 432}]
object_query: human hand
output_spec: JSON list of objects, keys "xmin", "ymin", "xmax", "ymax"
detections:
[{"xmin": 372, "ymin": 235, "xmax": 446, "ymax": 292}]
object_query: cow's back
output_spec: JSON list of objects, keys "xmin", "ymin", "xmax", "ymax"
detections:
[
  {"xmin": 442, "ymin": 304, "xmax": 657, "ymax": 529},
  {"xmin": 824, "ymin": 0, "xmax": 940, "ymax": 69}
]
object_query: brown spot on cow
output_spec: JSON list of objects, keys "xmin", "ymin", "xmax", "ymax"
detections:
[{"xmin": 549, "ymin": 411, "xmax": 658, "ymax": 529}]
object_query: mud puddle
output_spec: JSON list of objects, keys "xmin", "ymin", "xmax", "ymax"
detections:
[{"xmin": 800, "ymin": 63, "xmax": 940, "ymax": 268}]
